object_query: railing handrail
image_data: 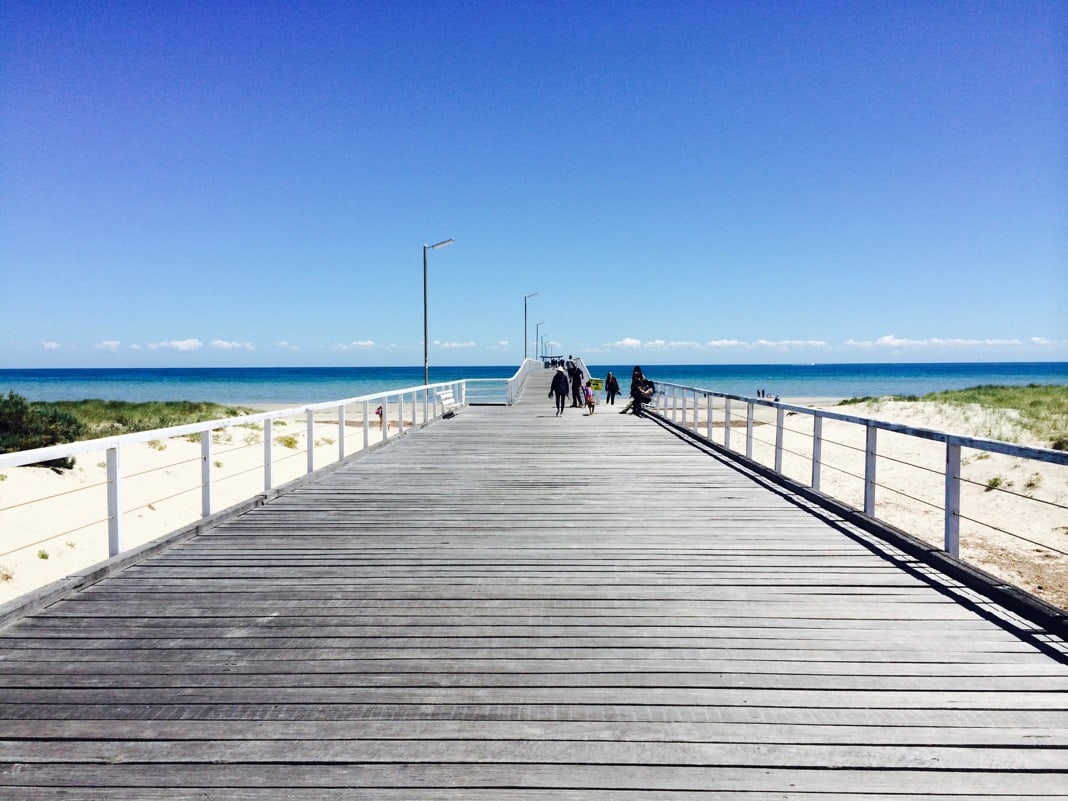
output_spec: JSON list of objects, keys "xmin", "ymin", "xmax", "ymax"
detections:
[
  {"xmin": 653, "ymin": 380, "xmax": 1068, "ymax": 466},
  {"xmin": 505, "ymin": 358, "xmax": 541, "ymax": 405},
  {"xmin": 649, "ymin": 380, "xmax": 1068, "ymax": 571},
  {"xmin": 0, "ymin": 379, "xmax": 468, "ymax": 470}
]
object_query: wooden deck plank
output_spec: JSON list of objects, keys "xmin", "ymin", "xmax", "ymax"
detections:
[
  {"xmin": 1, "ymin": 368, "xmax": 1066, "ymax": 797},
  {"xmin": 2, "ymin": 763, "xmax": 1068, "ymax": 795}
]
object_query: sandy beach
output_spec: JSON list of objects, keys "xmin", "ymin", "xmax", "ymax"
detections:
[{"xmin": 1, "ymin": 396, "xmax": 1065, "ymax": 610}]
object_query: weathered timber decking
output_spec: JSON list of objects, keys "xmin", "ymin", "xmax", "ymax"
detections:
[{"xmin": 1, "ymin": 368, "xmax": 1067, "ymax": 799}]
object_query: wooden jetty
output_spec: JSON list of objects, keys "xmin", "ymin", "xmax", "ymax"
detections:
[{"xmin": 1, "ymin": 368, "xmax": 1066, "ymax": 799}]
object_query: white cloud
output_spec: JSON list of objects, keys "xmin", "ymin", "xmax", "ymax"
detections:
[
  {"xmin": 275, "ymin": 341, "xmax": 300, "ymax": 350},
  {"xmin": 209, "ymin": 339, "xmax": 255, "ymax": 351},
  {"xmin": 606, "ymin": 337, "xmax": 828, "ymax": 352},
  {"xmin": 846, "ymin": 334, "xmax": 1029, "ymax": 349},
  {"xmin": 94, "ymin": 340, "xmax": 122, "ymax": 351},
  {"xmin": 148, "ymin": 339, "xmax": 203, "ymax": 351},
  {"xmin": 490, "ymin": 340, "xmax": 510, "ymax": 350},
  {"xmin": 705, "ymin": 339, "xmax": 747, "ymax": 348},
  {"xmin": 435, "ymin": 340, "xmax": 477, "ymax": 349},
  {"xmin": 600, "ymin": 334, "xmax": 1063, "ymax": 356},
  {"xmin": 41, "ymin": 341, "xmax": 61, "ymax": 350},
  {"xmin": 752, "ymin": 339, "xmax": 829, "ymax": 349},
  {"xmin": 331, "ymin": 340, "xmax": 376, "ymax": 350}
]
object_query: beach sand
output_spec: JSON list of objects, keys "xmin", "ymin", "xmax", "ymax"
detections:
[{"xmin": 2, "ymin": 397, "xmax": 1065, "ymax": 610}]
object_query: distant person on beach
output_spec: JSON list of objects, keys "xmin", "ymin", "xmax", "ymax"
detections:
[
  {"xmin": 604, "ymin": 372, "xmax": 620, "ymax": 405},
  {"xmin": 548, "ymin": 366, "xmax": 569, "ymax": 416},
  {"xmin": 627, "ymin": 365, "xmax": 655, "ymax": 417}
]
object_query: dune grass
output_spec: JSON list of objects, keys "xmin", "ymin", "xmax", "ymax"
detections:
[
  {"xmin": 840, "ymin": 384, "xmax": 1068, "ymax": 449},
  {"xmin": 42, "ymin": 399, "xmax": 259, "ymax": 437}
]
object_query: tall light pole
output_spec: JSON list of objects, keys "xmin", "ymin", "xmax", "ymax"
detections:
[
  {"xmin": 523, "ymin": 292, "xmax": 539, "ymax": 360},
  {"xmin": 535, "ymin": 321, "xmax": 545, "ymax": 360},
  {"xmin": 423, "ymin": 238, "xmax": 454, "ymax": 387}
]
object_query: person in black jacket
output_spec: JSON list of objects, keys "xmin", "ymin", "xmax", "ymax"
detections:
[
  {"xmin": 628, "ymin": 365, "xmax": 655, "ymax": 417},
  {"xmin": 548, "ymin": 367, "xmax": 570, "ymax": 416},
  {"xmin": 570, "ymin": 365, "xmax": 584, "ymax": 408},
  {"xmin": 604, "ymin": 372, "xmax": 620, "ymax": 405}
]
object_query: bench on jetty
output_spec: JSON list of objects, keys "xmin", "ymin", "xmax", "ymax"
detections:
[
  {"xmin": 0, "ymin": 366, "xmax": 1066, "ymax": 798},
  {"xmin": 437, "ymin": 386, "xmax": 462, "ymax": 417}
]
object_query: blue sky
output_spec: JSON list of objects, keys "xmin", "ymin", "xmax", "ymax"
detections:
[{"xmin": 2, "ymin": 1, "xmax": 1065, "ymax": 368}]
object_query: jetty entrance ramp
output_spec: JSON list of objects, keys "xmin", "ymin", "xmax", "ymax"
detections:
[{"xmin": 1, "ymin": 367, "xmax": 1066, "ymax": 798}]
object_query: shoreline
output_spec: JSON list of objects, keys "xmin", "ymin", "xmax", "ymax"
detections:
[{"xmin": 3, "ymin": 362, "xmax": 1065, "ymax": 407}]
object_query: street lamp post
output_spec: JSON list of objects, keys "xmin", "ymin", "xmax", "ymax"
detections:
[
  {"xmin": 535, "ymin": 321, "xmax": 545, "ymax": 360},
  {"xmin": 523, "ymin": 292, "xmax": 539, "ymax": 361},
  {"xmin": 423, "ymin": 238, "xmax": 454, "ymax": 387}
]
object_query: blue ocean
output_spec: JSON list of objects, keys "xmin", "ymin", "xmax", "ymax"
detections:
[{"xmin": 1, "ymin": 363, "xmax": 1065, "ymax": 405}]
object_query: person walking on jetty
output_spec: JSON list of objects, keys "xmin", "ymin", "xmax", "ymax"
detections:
[
  {"xmin": 570, "ymin": 363, "xmax": 584, "ymax": 408},
  {"xmin": 549, "ymin": 366, "xmax": 570, "ymax": 416},
  {"xmin": 584, "ymin": 380, "xmax": 597, "ymax": 414},
  {"xmin": 604, "ymin": 371, "xmax": 620, "ymax": 405}
]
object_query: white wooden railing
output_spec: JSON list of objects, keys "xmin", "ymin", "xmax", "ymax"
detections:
[
  {"xmin": 0, "ymin": 380, "xmax": 468, "ymax": 561},
  {"xmin": 650, "ymin": 382, "xmax": 1068, "ymax": 561}
]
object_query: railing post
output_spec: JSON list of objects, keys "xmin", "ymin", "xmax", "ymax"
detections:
[
  {"xmin": 811, "ymin": 414, "xmax": 823, "ymax": 492},
  {"xmin": 106, "ymin": 445, "xmax": 122, "ymax": 557},
  {"xmin": 264, "ymin": 418, "xmax": 273, "ymax": 491},
  {"xmin": 774, "ymin": 405, "xmax": 785, "ymax": 473},
  {"xmin": 864, "ymin": 423, "xmax": 877, "ymax": 517},
  {"xmin": 724, "ymin": 398, "xmax": 731, "ymax": 450},
  {"xmin": 399, "ymin": 393, "xmax": 406, "ymax": 435},
  {"xmin": 201, "ymin": 430, "xmax": 213, "ymax": 517},
  {"xmin": 306, "ymin": 410, "xmax": 315, "ymax": 473},
  {"xmin": 745, "ymin": 400, "xmax": 754, "ymax": 459},
  {"xmin": 363, "ymin": 400, "xmax": 370, "ymax": 450},
  {"xmin": 945, "ymin": 441, "xmax": 962, "ymax": 556},
  {"xmin": 423, "ymin": 387, "xmax": 429, "ymax": 425},
  {"xmin": 705, "ymin": 393, "xmax": 712, "ymax": 439},
  {"xmin": 671, "ymin": 386, "xmax": 679, "ymax": 423},
  {"xmin": 337, "ymin": 404, "xmax": 346, "ymax": 460},
  {"xmin": 381, "ymin": 397, "xmax": 389, "ymax": 442}
]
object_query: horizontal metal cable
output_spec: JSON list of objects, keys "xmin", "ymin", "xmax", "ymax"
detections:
[
  {"xmin": 124, "ymin": 455, "xmax": 201, "ymax": 480},
  {"xmin": 876, "ymin": 451, "xmax": 944, "ymax": 478},
  {"xmin": 872, "ymin": 479, "xmax": 944, "ymax": 514},
  {"xmin": 0, "ymin": 479, "xmax": 106, "ymax": 513},
  {"xmin": 958, "ymin": 511, "xmax": 1068, "ymax": 558},
  {"xmin": 0, "ymin": 515, "xmax": 108, "ymax": 559},
  {"xmin": 961, "ymin": 475, "xmax": 1068, "ymax": 513},
  {"xmin": 124, "ymin": 482, "xmax": 200, "ymax": 514}
]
